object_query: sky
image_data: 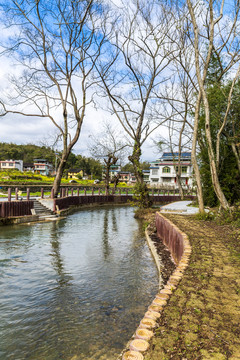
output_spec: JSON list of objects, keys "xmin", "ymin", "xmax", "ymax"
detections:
[
  {"xmin": 0, "ymin": 0, "xmax": 166, "ymax": 164},
  {"xmin": 0, "ymin": 89, "xmax": 161, "ymax": 163}
]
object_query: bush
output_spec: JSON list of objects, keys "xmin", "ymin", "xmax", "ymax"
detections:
[{"xmin": 195, "ymin": 211, "xmax": 215, "ymax": 221}]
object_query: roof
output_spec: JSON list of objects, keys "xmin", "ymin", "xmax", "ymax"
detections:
[
  {"xmin": 68, "ymin": 168, "xmax": 82, "ymax": 173},
  {"xmin": 161, "ymin": 152, "xmax": 191, "ymax": 160}
]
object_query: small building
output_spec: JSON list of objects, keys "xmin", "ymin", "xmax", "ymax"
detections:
[
  {"xmin": 118, "ymin": 171, "xmax": 131, "ymax": 184},
  {"xmin": 23, "ymin": 163, "xmax": 35, "ymax": 172},
  {"xmin": 68, "ymin": 168, "xmax": 84, "ymax": 180},
  {"xmin": 149, "ymin": 152, "xmax": 192, "ymax": 188},
  {"xmin": 0, "ymin": 159, "xmax": 23, "ymax": 172},
  {"xmin": 143, "ymin": 170, "xmax": 150, "ymax": 184},
  {"xmin": 109, "ymin": 164, "xmax": 121, "ymax": 179},
  {"xmin": 130, "ymin": 173, "xmax": 136, "ymax": 184},
  {"xmin": 33, "ymin": 159, "xmax": 53, "ymax": 176},
  {"xmin": 102, "ymin": 164, "xmax": 121, "ymax": 181}
]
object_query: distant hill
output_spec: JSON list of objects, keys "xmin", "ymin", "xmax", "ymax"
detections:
[
  {"xmin": 0, "ymin": 143, "xmax": 102, "ymax": 178},
  {"xmin": 0, "ymin": 143, "xmax": 56, "ymax": 164}
]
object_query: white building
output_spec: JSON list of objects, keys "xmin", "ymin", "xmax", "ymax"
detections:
[
  {"xmin": 0, "ymin": 159, "xmax": 23, "ymax": 172},
  {"xmin": 149, "ymin": 152, "xmax": 193, "ymax": 188}
]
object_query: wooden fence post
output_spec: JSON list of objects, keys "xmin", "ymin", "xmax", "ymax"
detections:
[
  {"xmin": 8, "ymin": 188, "xmax": 11, "ymax": 202},
  {"xmin": 27, "ymin": 188, "xmax": 30, "ymax": 201}
]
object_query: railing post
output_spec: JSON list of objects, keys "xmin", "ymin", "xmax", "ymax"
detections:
[
  {"xmin": 41, "ymin": 188, "xmax": 44, "ymax": 199},
  {"xmin": 8, "ymin": 188, "xmax": 11, "ymax": 202},
  {"xmin": 51, "ymin": 188, "xmax": 54, "ymax": 199},
  {"xmin": 157, "ymin": 189, "xmax": 160, "ymax": 196},
  {"xmin": 98, "ymin": 188, "xmax": 101, "ymax": 195},
  {"xmin": 77, "ymin": 188, "xmax": 80, "ymax": 196},
  {"xmin": 119, "ymin": 188, "xmax": 121, "ymax": 195},
  {"xmin": 92, "ymin": 187, "xmax": 94, "ymax": 196},
  {"xmin": 15, "ymin": 187, "xmax": 18, "ymax": 201},
  {"xmin": 27, "ymin": 188, "xmax": 30, "ymax": 201},
  {"xmin": 126, "ymin": 189, "xmax": 128, "ymax": 196},
  {"xmin": 71, "ymin": 188, "xmax": 74, "ymax": 196},
  {"xmin": 84, "ymin": 188, "xmax": 86, "ymax": 196},
  {"xmin": 152, "ymin": 189, "xmax": 154, "ymax": 196}
]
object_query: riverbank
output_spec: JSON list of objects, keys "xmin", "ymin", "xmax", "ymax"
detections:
[{"xmin": 145, "ymin": 214, "xmax": 240, "ymax": 360}]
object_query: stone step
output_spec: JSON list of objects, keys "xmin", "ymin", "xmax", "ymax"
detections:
[{"xmin": 33, "ymin": 200, "xmax": 54, "ymax": 216}]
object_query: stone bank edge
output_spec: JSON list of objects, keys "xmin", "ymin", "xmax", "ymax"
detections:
[{"xmin": 118, "ymin": 212, "xmax": 192, "ymax": 360}]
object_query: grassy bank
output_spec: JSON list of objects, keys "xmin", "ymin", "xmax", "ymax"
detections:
[{"xmin": 145, "ymin": 214, "xmax": 240, "ymax": 360}]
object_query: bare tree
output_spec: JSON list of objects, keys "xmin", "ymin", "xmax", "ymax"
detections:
[
  {"xmin": 186, "ymin": 0, "xmax": 240, "ymax": 210},
  {"xmin": 95, "ymin": 0, "xmax": 176, "ymax": 207},
  {"xmin": 0, "ymin": 0, "xmax": 108, "ymax": 197},
  {"xmin": 88, "ymin": 122, "xmax": 128, "ymax": 195}
]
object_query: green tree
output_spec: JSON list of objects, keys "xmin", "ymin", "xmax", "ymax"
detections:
[{"xmin": 198, "ymin": 57, "xmax": 240, "ymax": 206}]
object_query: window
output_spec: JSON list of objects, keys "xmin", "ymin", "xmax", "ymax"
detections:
[
  {"xmin": 175, "ymin": 166, "xmax": 187, "ymax": 173},
  {"xmin": 151, "ymin": 178, "xmax": 159, "ymax": 182},
  {"xmin": 152, "ymin": 169, "xmax": 158, "ymax": 175},
  {"xmin": 9, "ymin": 163, "xmax": 14, "ymax": 167},
  {"xmin": 2, "ymin": 162, "xmax": 6, "ymax": 166},
  {"xmin": 162, "ymin": 166, "xmax": 171, "ymax": 173}
]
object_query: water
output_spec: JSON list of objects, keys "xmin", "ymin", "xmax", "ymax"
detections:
[{"xmin": 0, "ymin": 206, "xmax": 158, "ymax": 360}]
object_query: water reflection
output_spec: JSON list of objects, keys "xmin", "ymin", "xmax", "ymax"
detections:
[{"xmin": 0, "ymin": 206, "xmax": 158, "ymax": 360}]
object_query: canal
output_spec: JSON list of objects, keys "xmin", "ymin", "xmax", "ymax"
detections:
[{"xmin": 0, "ymin": 205, "xmax": 159, "ymax": 360}]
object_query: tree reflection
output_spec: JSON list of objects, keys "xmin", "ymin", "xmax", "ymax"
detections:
[
  {"xmin": 103, "ymin": 210, "xmax": 111, "ymax": 260},
  {"xmin": 49, "ymin": 220, "xmax": 73, "ymax": 287}
]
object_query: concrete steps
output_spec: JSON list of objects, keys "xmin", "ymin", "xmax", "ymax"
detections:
[{"xmin": 33, "ymin": 200, "xmax": 54, "ymax": 216}]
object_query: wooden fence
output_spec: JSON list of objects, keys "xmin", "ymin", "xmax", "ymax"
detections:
[{"xmin": 0, "ymin": 201, "xmax": 34, "ymax": 218}]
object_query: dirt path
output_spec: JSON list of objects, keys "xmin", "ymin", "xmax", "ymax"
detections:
[{"xmin": 145, "ymin": 214, "xmax": 240, "ymax": 360}]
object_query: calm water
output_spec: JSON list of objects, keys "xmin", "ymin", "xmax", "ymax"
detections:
[{"xmin": 0, "ymin": 206, "xmax": 158, "ymax": 360}]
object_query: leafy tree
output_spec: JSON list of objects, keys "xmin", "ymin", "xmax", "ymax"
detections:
[
  {"xmin": 122, "ymin": 162, "xmax": 150, "ymax": 173},
  {"xmin": 198, "ymin": 57, "xmax": 240, "ymax": 206},
  {"xmin": 0, "ymin": 143, "xmax": 56, "ymax": 163}
]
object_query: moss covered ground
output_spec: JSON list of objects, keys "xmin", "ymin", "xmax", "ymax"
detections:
[{"xmin": 145, "ymin": 214, "xmax": 240, "ymax": 360}]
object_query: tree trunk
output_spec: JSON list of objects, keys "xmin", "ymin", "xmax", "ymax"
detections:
[
  {"xmin": 52, "ymin": 156, "xmax": 68, "ymax": 198},
  {"xmin": 203, "ymin": 95, "xmax": 230, "ymax": 211},
  {"xmin": 231, "ymin": 143, "xmax": 240, "ymax": 173},
  {"xmin": 176, "ymin": 173, "xmax": 184, "ymax": 200},
  {"xmin": 129, "ymin": 141, "xmax": 152, "ymax": 208},
  {"xmin": 192, "ymin": 93, "xmax": 205, "ymax": 213},
  {"xmin": 105, "ymin": 168, "xmax": 110, "ymax": 196}
]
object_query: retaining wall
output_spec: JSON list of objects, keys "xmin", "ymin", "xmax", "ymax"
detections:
[
  {"xmin": 0, "ymin": 201, "xmax": 34, "ymax": 218},
  {"xmin": 120, "ymin": 212, "xmax": 191, "ymax": 360},
  {"xmin": 53, "ymin": 195, "xmax": 195, "ymax": 212},
  {"xmin": 53, "ymin": 195, "xmax": 133, "ymax": 212},
  {"xmin": 155, "ymin": 212, "xmax": 184, "ymax": 264}
]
